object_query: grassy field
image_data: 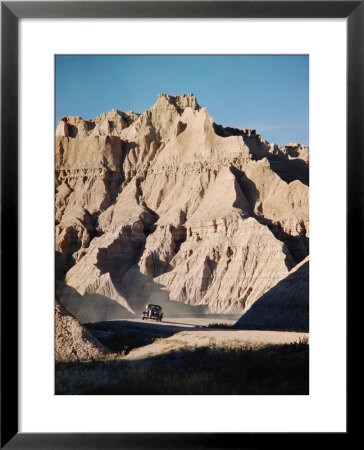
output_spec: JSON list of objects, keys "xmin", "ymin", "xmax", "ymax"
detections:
[{"xmin": 55, "ymin": 339, "xmax": 309, "ymax": 395}]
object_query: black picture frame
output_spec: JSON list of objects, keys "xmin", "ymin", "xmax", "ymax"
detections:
[{"xmin": 1, "ymin": 1, "xmax": 357, "ymax": 448}]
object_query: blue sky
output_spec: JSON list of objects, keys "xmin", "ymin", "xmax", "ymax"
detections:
[{"xmin": 56, "ymin": 55, "xmax": 308, "ymax": 146}]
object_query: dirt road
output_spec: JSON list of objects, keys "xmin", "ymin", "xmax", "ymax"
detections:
[{"xmin": 102, "ymin": 316, "xmax": 309, "ymax": 361}]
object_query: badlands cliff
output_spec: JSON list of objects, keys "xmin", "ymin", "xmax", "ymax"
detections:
[{"xmin": 55, "ymin": 93, "xmax": 309, "ymax": 321}]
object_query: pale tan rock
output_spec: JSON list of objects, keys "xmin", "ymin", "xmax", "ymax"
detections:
[
  {"xmin": 64, "ymin": 222, "xmax": 147, "ymax": 313},
  {"xmin": 55, "ymin": 134, "xmax": 123, "ymax": 220},
  {"xmin": 55, "ymin": 299, "xmax": 109, "ymax": 362},
  {"xmin": 55, "ymin": 119, "xmax": 69, "ymax": 137},
  {"xmin": 55, "ymin": 94, "xmax": 309, "ymax": 317},
  {"xmin": 139, "ymin": 224, "xmax": 185, "ymax": 278},
  {"xmin": 55, "ymin": 206, "xmax": 94, "ymax": 271},
  {"xmin": 155, "ymin": 217, "xmax": 294, "ymax": 313}
]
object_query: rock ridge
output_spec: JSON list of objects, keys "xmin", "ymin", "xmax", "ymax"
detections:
[{"xmin": 55, "ymin": 94, "xmax": 309, "ymax": 320}]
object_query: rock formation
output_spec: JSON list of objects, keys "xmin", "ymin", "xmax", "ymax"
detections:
[
  {"xmin": 55, "ymin": 299, "xmax": 110, "ymax": 362},
  {"xmin": 235, "ymin": 256, "xmax": 309, "ymax": 331},
  {"xmin": 55, "ymin": 93, "xmax": 309, "ymax": 320}
]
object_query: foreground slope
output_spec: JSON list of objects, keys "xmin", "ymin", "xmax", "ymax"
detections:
[
  {"xmin": 235, "ymin": 256, "xmax": 309, "ymax": 331},
  {"xmin": 55, "ymin": 299, "xmax": 110, "ymax": 361}
]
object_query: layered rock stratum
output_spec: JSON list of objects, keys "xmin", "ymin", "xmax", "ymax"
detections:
[{"xmin": 55, "ymin": 93, "xmax": 309, "ymax": 321}]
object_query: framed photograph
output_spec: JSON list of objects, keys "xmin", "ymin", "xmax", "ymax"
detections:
[{"xmin": 1, "ymin": 1, "xmax": 356, "ymax": 448}]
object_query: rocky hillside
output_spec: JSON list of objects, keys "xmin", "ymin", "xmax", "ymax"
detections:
[
  {"xmin": 235, "ymin": 256, "xmax": 309, "ymax": 331},
  {"xmin": 55, "ymin": 299, "xmax": 110, "ymax": 362},
  {"xmin": 55, "ymin": 94, "xmax": 309, "ymax": 320}
]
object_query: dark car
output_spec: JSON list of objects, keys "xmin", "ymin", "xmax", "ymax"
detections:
[{"xmin": 142, "ymin": 304, "xmax": 164, "ymax": 322}]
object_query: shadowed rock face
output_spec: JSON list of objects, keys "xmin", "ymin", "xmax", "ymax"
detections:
[
  {"xmin": 235, "ymin": 257, "xmax": 309, "ymax": 331},
  {"xmin": 55, "ymin": 93, "xmax": 309, "ymax": 320},
  {"xmin": 55, "ymin": 281, "xmax": 134, "ymax": 323}
]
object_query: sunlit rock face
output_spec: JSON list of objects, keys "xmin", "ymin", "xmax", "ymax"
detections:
[{"xmin": 55, "ymin": 94, "xmax": 309, "ymax": 320}]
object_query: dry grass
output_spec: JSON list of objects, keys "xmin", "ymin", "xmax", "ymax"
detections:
[
  {"xmin": 207, "ymin": 322, "xmax": 235, "ymax": 329},
  {"xmin": 55, "ymin": 340, "xmax": 309, "ymax": 395}
]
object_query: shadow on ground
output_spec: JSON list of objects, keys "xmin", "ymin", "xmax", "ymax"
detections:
[
  {"xmin": 55, "ymin": 341, "xmax": 309, "ymax": 395},
  {"xmin": 84, "ymin": 320, "xmax": 188, "ymax": 353},
  {"xmin": 84, "ymin": 317, "xmax": 238, "ymax": 353}
]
